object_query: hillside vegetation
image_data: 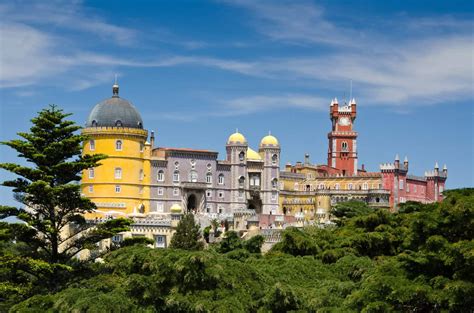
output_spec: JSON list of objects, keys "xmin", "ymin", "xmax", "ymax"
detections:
[{"xmin": 5, "ymin": 189, "xmax": 474, "ymax": 312}]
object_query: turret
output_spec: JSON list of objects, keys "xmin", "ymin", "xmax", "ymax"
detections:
[
  {"xmin": 394, "ymin": 154, "xmax": 400, "ymax": 169},
  {"xmin": 443, "ymin": 164, "xmax": 448, "ymax": 176},
  {"xmin": 434, "ymin": 162, "xmax": 439, "ymax": 175},
  {"xmin": 150, "ymin": 130, "xmax": 155, "ymax": 149},
  {"xmin": 403, "ymin": 156, "xmax": 408, "ymax": 170},
  {"xmin": 304, "ymin": 153, "xmax": 310, "ymax": 165}
]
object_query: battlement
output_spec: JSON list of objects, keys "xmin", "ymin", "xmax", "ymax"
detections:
[
  {"xmin": 380, "ymin": 163, "xmax": 396, "ymax": 170},
  {"xmin": 425, "ymin": 170, "xmax": 447, "ymax": 178}
]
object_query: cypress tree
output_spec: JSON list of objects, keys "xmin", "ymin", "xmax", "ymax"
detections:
[{"xmin": 169, "ymin": 213, "xmax": 203, "ymax": 250}]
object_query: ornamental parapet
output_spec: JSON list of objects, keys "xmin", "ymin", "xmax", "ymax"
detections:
[
  {"xmin": 280, "ymin": 189, "xmax": 390, "ymax": 196},
  {"xmin": 82, "ymin": 126, "xmax": 148, "ymax": 138}
]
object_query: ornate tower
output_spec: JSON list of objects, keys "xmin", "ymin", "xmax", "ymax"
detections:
[
  {"xmin": 259, "ymin": 134, "xmax": 281, "ymax": 215},
  {"xmin": 225, "ymin": 131, "xmax": 249, "ymax": 212},
  {"xmin": 82, "ymin": 82, "xmax": 150, "ymax": 218},
  {"xmin": 327, "ymin": 98, "xmax": 358, "ymax": 176}
]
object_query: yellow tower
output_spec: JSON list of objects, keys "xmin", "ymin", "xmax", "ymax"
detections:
[{"xmin": 81, "ymin": 82, "xmax": 150, "ymax": 218}]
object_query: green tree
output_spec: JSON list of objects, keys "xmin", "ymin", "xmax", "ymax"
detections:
[
  {"xmin": 169, "ymin": 213, "xmax": 204, "ymax": 250},
  {"xmin": 0, "ymin": 105, "xmax": 131, "ymax": 264},
  {"xmin": 331, "ymin": 200, "xmax": 374, "ymax": 219}
]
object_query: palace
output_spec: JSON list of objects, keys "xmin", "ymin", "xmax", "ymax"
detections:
[{"xmin": 81, "ymin": 83, "xmax": 447, "ymax": 246}]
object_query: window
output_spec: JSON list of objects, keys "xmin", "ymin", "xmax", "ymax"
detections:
[
  {"xmin": 173, "ymin": 188, "xmax": 179, "ymax": 196},
  {"xmin": 218, "ymin": 191, "xmax": 224, "ymax": 198},
  {"xmin": 173, "ymin": 171, "xmax": 180, "ymax": 182},
  {"xmin": 271, "ymin": 191, "xmax": 277, "ymax": 201},
  {"xmin": 157, "ymin": 187, "xmax": 164, "ymax": 196},
  {"xmin": 238, "ymin": 190, "xmax": 244, "ymax": 199},
  {"xmin": 115, "ymin": 120, "xmax": 122, "ymax": 127},
  {"xmin": 238, "ymin": 176, "xmax": 245, "ymax": 188},
  {"xmin": 348, "ymin": 183, "xmax": 353, "ymax": 190},
  {"xmin": 239, "ymin": 151, "xmax": 245, "ymax": 161},
  {"xmin": 406, "ymin": 184, "xmax": 410, "ymax": 192},
  {"xmin": 139, "ymin": 186, "xmax": 143, "ymax": 194},
  {"xmin": 206, "ymin": 172, "xmax": 212, "ymax": 184},
  {"xmin": 341, "ymin": 141, "xmax": 348, "ymax": 151},
  {"xmin": 140, "ymin": 142, "xmax": 144, "ymax": 152},
  {"xmin": 115, "ymin": 140, "xmax": 122, "ymax": 151},
  {"xmin": 206, "ymin": 190, "xmax": 212, "ymax": 198},
  {"xmin": 115, "ymin": 185, "xmax": 121, "ymax": 193},
  {"xmin": 156, "ymin": 202, "xmax": 164, "ymax": 213},
  {"xmin": 157, "ymin": 170, "xmax": 164, "ymax": 182},
  {"xmin": 272, "ymin": 154, "xmax": 278, "ymax": 165},
  {"xmin": 89, "ymin": 140, "xmax": 95, "ymax": 151},
  {"xmin": 294, "ymin": 183, "xmax": 299, "ymax": 191},
  {"xmin": 272, "ymin": 178, "xmax": 278, "ymax": 189},
  {"xmin": 363, "ymin": 183, "xmax": 368, "ymax": 190},
  {"xmin": 190, "ymin": 170, "xmax": 198, "ymax": 182},
  {"xmin": 155, "ymin": 235, "xmax": 166, "ymax": 248},
  {"xmin": 88, "ymin": 168, "xmax": 95, "ymax": 179},
  {"xmin": 439, "ymin": 186, "xmax": 444, "ymax": 193},
  {"xmin": 139, "ymin": 169, "xmax": 144, "ymax": 181},
  {"xmin": 218, "ymin": 174, "xmax": 224, "ymax": 185},
  {"xmin": 414, "ymin": 185, "xmax": 417, "ymax": 193},
  {"xmin": 250, "ymin": 175, "xmax": 260, "ymax": 187},
  {"xmin": 399, "ymin": 179, "xmax": 404, "ymax": 190},
  {"xmin": 88, "ymin": 185, "xmax": 93, "ymax": 193},
  {"xmin": 114, "ymin": 167, "xmax": 122, "ymax": 179},
  {"xmin": 335, "ymin": 183, "xmax": 340, "ymax": 190},
  {"xmin": 91, "ymin": 120, "xmax": 97, "ymax": 127},
  {"xmin": 112, "ymin": 234, "xmax": 123, "ymax": 243},
  {"xmin": 319, "ymin": 183, "xmax": 325, "ymax": 190}
]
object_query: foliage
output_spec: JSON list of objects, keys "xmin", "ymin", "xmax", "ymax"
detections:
[
  {"xmin": 6, "ymin": 188, "xmax": 474, "ymax": 312},
  {"xmin": 120, "ymin": 236, "xmax": 154, "ymax": 247},
  {"xmin": 169, "ymin": 214, "xmax": 204, "ymax": 250}
]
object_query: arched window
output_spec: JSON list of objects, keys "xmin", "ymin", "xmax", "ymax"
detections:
[
  {"xmin": 341, "ymin": 141, "xmax": 348, "ymax": 151},
  {"xmin": 173, "ymin": 170, "xmax": 180, "ymax": 182},
  {"xmin": 115, "ymin": 185, "xmax": 121, "ymax": 193},
  {"xmin": 189, "ymin": 170, "xmax": 198, "ymax": 182},
  {"xmin": 139, "ymin": 169, "xmax": 144, "ymax": 181},
  {"xmin": 89, "ymin": 140, "xmax": 95, "ymax": 151},
  {"xmin": 239, "ymin": 151, "xmax": 245, "ymax": 161},
  {"xmin": 88, "ymin": 168, "xmax": 94, "ymax": 179},
  {"xmin": 238, "ymin": 176, "xmax": 245, "ymax": 188},
  {"xmin": 91, "ymin": 120, "xmax": 97, "ymax": 127},
  {"xmin": 272, "ymin": 154, "xmax": 278, "ymax": 165},
  {"xmin": 218, "ymin": 174, "xmax": 224, "ymax": 185},
  {"xmin": 348, "ymin": 183, "xmax": 353, "ymax": 190},
  {"xmin": 115, "ymin": 120, "xmax": 122, "ymax": 127},
  {"xmin": 115, "ymin": 140, "xmax": 122, "ymax": 151},
  {"xmin": 157, "ymin": 170, "xmax": 164, "ymax": 182},
  {"xmin": 363, "ymin": 182, "xmax": 368, "ymax": 190},
  {"xmin": 206, "ymin": 172, "xmax": 212, "ymax": 184},
  {"xmin": 335, "ymin": 183, "xmax": 340, "ymax": 190},
  {"xmin": 114, "ymin": 167, "xmax": 122, "ymax": 179},
  {"xmin": 272, "ymin": 178, "xmax": 278, "ymax": 189}
]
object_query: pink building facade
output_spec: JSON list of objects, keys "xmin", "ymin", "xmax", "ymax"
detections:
[{"xmin": 380, "ymin": 155, "xmax": 447, "ymax": 210}]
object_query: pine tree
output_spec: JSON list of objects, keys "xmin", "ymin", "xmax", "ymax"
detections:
[
  {"xmin": 0, "ymin": 105, "xmax": 131, "ymax": 264},
  {"xmin": 169, "ymin": 214, "xmax": 203, "ymax": 250}
]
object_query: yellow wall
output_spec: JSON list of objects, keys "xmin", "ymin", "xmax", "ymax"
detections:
[{"xmin": 81, "ymin": 127, "xmax": 149, "ymax": 218}]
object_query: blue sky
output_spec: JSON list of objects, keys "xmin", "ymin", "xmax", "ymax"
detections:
[{"xmin": 1, "ymin": 0, "xmax": 473, "ymax": 206}]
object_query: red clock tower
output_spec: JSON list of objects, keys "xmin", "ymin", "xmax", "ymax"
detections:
[{"xmin": 327, "ymin": 98, "xmax": 358, "ymax": 176}]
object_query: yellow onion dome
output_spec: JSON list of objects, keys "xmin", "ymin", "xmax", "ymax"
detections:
[
  {"xmin": 227, "ymin": 131, "xmax": 247, "ymax": 144},
  {"xmin": 260, "ymin": 134, "xmax": 279, "ymax": 147},
  {"xmin": 170, "ymin": 204, "xmax": 182, "ymax": 213}
]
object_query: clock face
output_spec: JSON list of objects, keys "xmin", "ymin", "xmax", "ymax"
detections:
[{"xmin": 338, "ymin": 117, "xmax": 350, "ymax": 126}]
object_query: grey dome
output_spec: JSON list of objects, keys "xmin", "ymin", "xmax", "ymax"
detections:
[{"xmin": 86, "ymin": 86, "xmax": 143, "ymax": 129}]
